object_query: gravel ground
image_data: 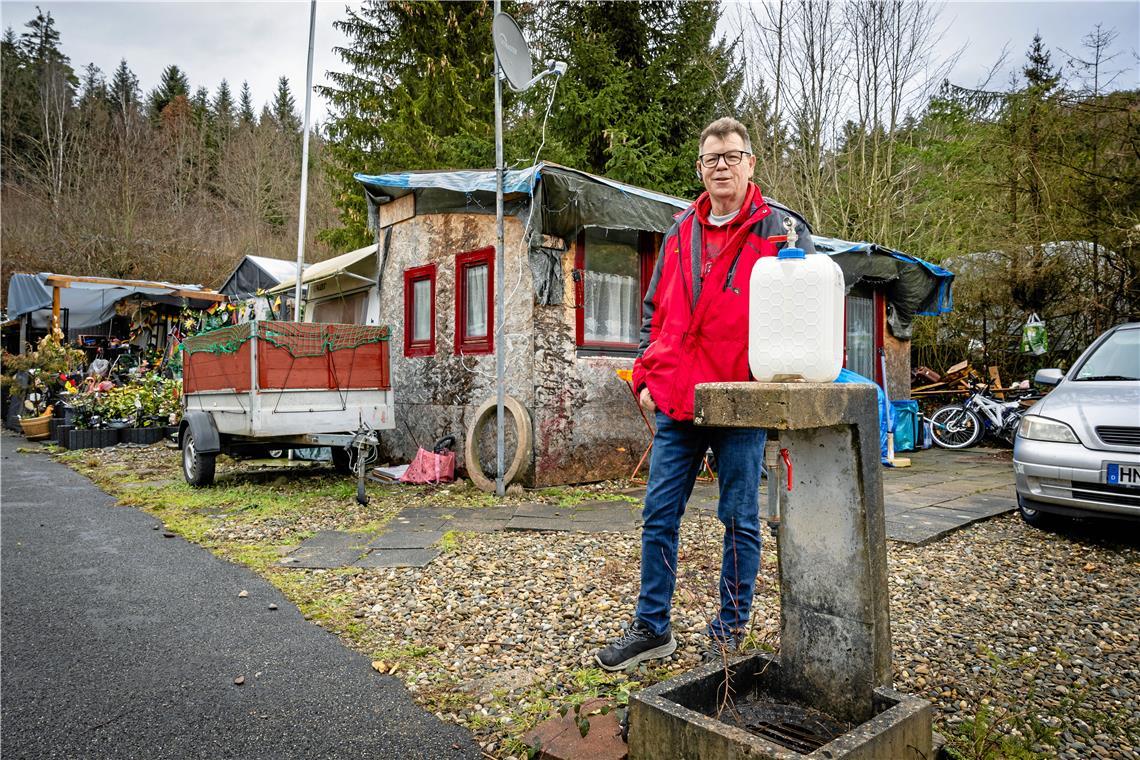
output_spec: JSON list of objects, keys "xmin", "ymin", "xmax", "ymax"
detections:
[
  {"xmin": 295, "ymin": 509, "xmax": 1139, "ymax": 758},
  {"xmin": 46, "ymin": 442, "xmax": 1140, "ymax": 758}
]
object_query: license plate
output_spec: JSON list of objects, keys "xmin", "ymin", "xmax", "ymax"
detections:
[{"xmin": 1106, "ymin": 463, "xmax": 1140, "ymax": 488}]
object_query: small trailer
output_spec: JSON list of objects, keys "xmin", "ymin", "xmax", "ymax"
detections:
[{"xmin": 179, "ymin": 320, "xmax": 394, "ymax": 502}]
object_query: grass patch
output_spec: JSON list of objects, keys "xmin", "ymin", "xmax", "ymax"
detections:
[
  {"xmin": 216, "ymin": 542, "xmax": 290, "ymax": 572},
  {"xmin": 535, "ymin": 486, "xmax": 639, "ymax": 507},
  {"xmin": 438, "ymin": 530, "xmax": 470, "ymax": 553}
]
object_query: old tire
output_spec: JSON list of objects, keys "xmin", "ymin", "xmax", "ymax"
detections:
[
  {"xmin": 464, "ymin": 395, "xmax": 532, "ymax": 493},
  {"xmin": 182, "ymin": 427, "xmax": 216, "ymax": 487}
]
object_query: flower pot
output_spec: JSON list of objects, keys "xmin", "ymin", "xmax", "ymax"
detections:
[
  {"xmin": 19, "ymin": 413, "xmax": 52, "ymax": 441},
  {"xmin": 56, "ymin": 424, "xmax": 72, "ymax": 449}
]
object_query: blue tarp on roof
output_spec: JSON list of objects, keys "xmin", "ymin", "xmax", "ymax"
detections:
[{"xmin": 805, "ymin": 235, "xmax": 954, "ymax": 339}]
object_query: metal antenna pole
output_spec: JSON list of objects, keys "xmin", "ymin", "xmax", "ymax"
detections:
[
  {"xmin": 493, "ymin": 0, "xmax": 506, "ymax": 496},
  {"xmin": 293, "ymin": 0, "xmax": 317, "ymax": 321}
]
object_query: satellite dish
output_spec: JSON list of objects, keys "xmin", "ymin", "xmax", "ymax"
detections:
[{"xmin": 493, "ymin": 13, "xmax": 532, "ymax": 91}]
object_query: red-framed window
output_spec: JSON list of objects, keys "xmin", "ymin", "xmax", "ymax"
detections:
[
  {"xmin": 574, "ymin": 229, "xmax": 659, "ymax": 351},
  {"xmin": 454, "ymin": 246, "xmax": 494, "ymax": 355},
  {"xmin": 403, "ymin": 264, "xmax": 436, "ymax": 357},
  {"xmin": 842, "ymin": 288, "xmax": 886, "ymax": 385}
]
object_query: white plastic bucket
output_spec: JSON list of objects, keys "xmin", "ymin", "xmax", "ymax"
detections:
[{"xmin": 749, "ymin": 247, "xmax": 845, "ymax": 382}]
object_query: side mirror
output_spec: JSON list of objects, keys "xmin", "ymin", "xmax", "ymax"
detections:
[{"xmin": 1034, "ymin": 368, "xmax": 1064, "ymax": 386}]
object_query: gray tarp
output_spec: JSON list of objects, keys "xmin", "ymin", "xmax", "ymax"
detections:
[
  {"xmin": 356, "ymin": 163, "xmax": 687, "ymax": 306},
  {"xmin": 813, "ymin": 236, "xmax": 955, "ymax": 340},
  {"xmin": 6, "ymin": 273, "xmax": 216, "ymax": 330},
  {"xmin": 219, "ymin": 256, "xmax": 306, "ymax": 298}
]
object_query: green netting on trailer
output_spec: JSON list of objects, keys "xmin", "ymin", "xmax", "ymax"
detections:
[
  {"xmin": 183, "ymin": 323, "xmax": 251, "ymax": 355},
  {"xmin": 183, "ymin": 322, "xmax": 389, "ymax": 357},
  {"xmin": 258, "ymin": 322, "xmax": 389, "ymax": 357}
]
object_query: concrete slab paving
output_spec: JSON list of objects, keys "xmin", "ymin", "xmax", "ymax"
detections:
[
  {"xmin": 457, "ymin": 506, "xmax": 517, "ymax": 521},
  {"xmin": 885, "ymin": 519, "xmax": 964, "ymax": 546},
  {"xmin": 396, "ymin": 506, "xmax": 458, "ymax": 519},
  {"xmin": 279, "ymin": 546, "xmax": 369, "ymax": 569},
  {"xmin": 356, "ymin": 548, "xmax": 441, "ymax": 568},
  {"xmin": 298, "ymin": 530, "xmax": 372, "ymax": 549},
  {"xmin": 368, "ymin": 531, "xmax": 444, "ymax": 549},
  {"xmin": 513, "ymin": 502, "xmax": 574, "ymax": 518},
  {"xmin": 389, "ymin": 516, "xmax": 447, "ymax": 531},
  {"xmin": 504, "ymin": 516, "xmax": 575, "ymax": 532},
  {"xmin": 444, "ymin": 518, "xmax": 511, "ymax": 533}
]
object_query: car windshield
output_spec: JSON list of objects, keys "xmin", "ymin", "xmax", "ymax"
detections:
[{"xmin": 1074, "ymin": 327, "xmax": 1140, "ymax": 381}]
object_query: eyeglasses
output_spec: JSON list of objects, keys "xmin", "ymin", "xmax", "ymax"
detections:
[{"xmin": 698, "ymin": 150, "xmax": 751, "ymax": 168}]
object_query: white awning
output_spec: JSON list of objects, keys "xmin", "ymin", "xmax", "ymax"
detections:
[{"xmin": 267, "ymin": 245, "xmax": 378, "ymax": 294}]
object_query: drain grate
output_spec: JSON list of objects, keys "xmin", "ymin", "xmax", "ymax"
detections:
[{"xmin": 726, "ymin": 701, "xmax": 849, "ymax": 754}]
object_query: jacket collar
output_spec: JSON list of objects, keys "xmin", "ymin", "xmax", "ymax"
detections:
[{"xmin": 692, "ymin": 182, "xmax": 768, "ymax": 227}]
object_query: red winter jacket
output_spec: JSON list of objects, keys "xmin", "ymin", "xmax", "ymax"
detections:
[{"xmin": 631, "ymin": 182, "xmax": 814, "ymax": 421}]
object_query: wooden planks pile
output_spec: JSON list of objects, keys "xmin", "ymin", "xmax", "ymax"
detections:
[{"xmin": 911, "ymin": 361, "xmax": 1014, "ymax": 399}]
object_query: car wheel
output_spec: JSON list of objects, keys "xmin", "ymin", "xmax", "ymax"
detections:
[
  {"xmin": 929, "ymin": 406, "xmax": 984, "ymax": 449},
  {"xmin": 182, "ymin": 427, "xmax": 216, "ymax": 487},
  {"xmin": 1017, "ymin": 495, "xmax": 1056, "ymax": 530}
]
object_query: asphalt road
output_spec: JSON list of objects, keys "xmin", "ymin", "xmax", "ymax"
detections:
[{"xmin": 0, "ymin": 435, "xmax": 480, "ymax": 759}]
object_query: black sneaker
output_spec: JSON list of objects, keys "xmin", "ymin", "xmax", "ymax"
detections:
[{"xmin": 595, "ymin": 620, "xmax": 677, "ymax": 671}]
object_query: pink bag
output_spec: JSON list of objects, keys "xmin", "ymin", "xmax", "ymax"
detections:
[{"xmin": 399, "ymin": 447, "xmax": 456, "ymax": 484}]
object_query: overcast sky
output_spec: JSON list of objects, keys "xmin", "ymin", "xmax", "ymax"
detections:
[{"xmin": 2, "ymin": 0, "xmax": 1137, "ymax": 127}]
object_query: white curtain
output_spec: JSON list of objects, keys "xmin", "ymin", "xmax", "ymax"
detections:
[
  {"xmin": 845, "ymin": 294, "xmax": 873, "ymax": 379},
  {"xmin": 584, "ymin": 271, "xmax": 638, "ymax": 343},
  {"xmin": 465, "ymin": 264, "xmax": 488, "ymax": 338},
  {"xmin": 413, "ymin": 279, "xmax": 432, "ymax": 341}
]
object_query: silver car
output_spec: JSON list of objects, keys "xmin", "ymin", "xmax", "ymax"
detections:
[{"xmin": 1014, "ymin": 322, "xmax": 1140, "ymax": 527}]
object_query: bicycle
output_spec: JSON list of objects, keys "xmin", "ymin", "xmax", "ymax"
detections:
[{"xmin": 929, "ymin": 382, "xmax": 1030, "ymax": 450}]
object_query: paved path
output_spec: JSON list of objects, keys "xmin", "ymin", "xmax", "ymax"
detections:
[
  {"xmin": 0, "ymin": 434, "xmax": 480, "ymax": 760},
  {"xmin": 287, "ymin": 447, "xmax": 1016, "ymax": 568}
]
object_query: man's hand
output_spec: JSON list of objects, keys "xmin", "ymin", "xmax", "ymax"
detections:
[{"xmin": 639, "ymin": 387, "xmax": 656, "ymax": 413}]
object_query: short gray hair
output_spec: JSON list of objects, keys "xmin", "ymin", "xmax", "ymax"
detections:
[{"xmin": 699, "ymin": 117, "xmax": 752, "ymax": 153}]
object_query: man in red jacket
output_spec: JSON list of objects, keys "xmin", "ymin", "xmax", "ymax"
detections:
[{"xmin": 596, "ymin": 117, "xmax": 814, "ymax": 671}]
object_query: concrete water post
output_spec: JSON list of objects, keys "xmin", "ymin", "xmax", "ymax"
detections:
[{"xmin": 694, "ymin": 382, "xmax": 892, "ymax": 724}]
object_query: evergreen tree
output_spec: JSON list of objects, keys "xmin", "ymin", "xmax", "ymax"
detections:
[
  {"xmin": 213, "ymin": 79, "xmax": 236, "ymax": 133},
  {"xmin": 189, "ymin": 85, "xmax": 210, "ymax": 125},
  {"xmin": 1, "ymin": 26, "xmax": 36, "ymax": 161},
  {"xmin": 540, "ymin": 1, "xmax": 741, "ymax": 197},
  {"xmin": 1013, "ymin": 35, "xmax": 1064, "ymax": 268},
  {"xmin": 148, "ymin": 64, "xmax": 190, "ymax": 119},
  {"xmin": 1023, "ymin": 34, "xmax": 1061, "ymax": 93},
  {"xmin": 108, "ymin": 58, "xmax": 140, "ymax": 118},
  {"xmin": 18, "ymin": 6, "xmax": 69, "ymax": 68},
  {"xmin": 78, "ymin": 63, "xmax": 107, "ymax": 105},
  {"xmin": 270, "ymin": 76, "xmax": 299, "ymax": 132},
  {"xmin": 319, "ymin": 0, "xmax": 496, "ymax": 248},
  {"xmin": 14, "ymin": 7, "xmax": 77, "ymax": 201},
  {"xmin": 238, "ymin": 80, "xmax": 256, "ymax": 127}
]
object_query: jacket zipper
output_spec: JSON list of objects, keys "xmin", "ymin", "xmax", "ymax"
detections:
[{"xmin": 722, "ymin": 250, "xmax": 743, "ymax": 293}]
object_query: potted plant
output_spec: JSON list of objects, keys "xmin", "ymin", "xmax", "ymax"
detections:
[{"xmin": 2, "ymin": 333, "xmax": 87, "ymax": 440}]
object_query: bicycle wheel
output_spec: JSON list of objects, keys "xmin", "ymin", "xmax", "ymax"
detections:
[{"xmin": 929, "ymin": 406, "xmax": 984, "ymax": 449}]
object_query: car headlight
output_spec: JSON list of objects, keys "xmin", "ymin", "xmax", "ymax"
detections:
[{"xmin": 1017, "ymin": 415, "xmax": 1080, "ymax": 443}]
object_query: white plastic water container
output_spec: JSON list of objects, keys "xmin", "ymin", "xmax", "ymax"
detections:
[{"xmin": 749, "ymin": 245, "xmax": 845, "ymax": 382}]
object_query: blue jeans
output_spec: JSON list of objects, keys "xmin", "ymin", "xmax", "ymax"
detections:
[{"xmin": 635, "ymin": 411, "xmax": 766, "ymax": 641}]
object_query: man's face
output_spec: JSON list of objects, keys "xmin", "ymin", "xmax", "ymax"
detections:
[{"xmin": 697, "ymin": 132, "xmax": 756, "ymax": 211}]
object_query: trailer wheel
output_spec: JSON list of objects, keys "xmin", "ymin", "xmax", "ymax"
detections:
[{"xmin": 182, "ymin": 427, "xmax": 216, "ymax": 487}]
